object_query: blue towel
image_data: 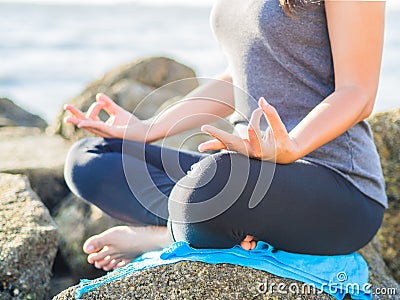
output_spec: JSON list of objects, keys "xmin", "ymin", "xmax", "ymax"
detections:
[{"xmin": 75, "ymin": 241, "xmax": 372, "ymax": 299}]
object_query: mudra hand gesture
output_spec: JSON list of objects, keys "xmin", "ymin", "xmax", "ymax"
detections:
[
  {"xmin": 64, "ymin": 93, "xmax": 150, "ymax": 142},
  {"xmin": 198, "ymin": 97, "xmax": 299, "ymax": 164}
]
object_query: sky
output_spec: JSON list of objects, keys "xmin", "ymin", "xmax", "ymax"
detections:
[
  {"xmin": 0, "ymin": 0, "xmax": 215, "ymax": 6},
  {"xmin": 0, "ymin": 0, "xmax": 397, "ymax": 9}
]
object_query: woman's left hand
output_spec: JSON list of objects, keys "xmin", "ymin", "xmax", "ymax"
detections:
[{"xmin": 198, "ymin": 97, "xmax": 300, "ymax": 164}]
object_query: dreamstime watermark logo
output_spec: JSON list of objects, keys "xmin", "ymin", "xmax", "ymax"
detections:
[
  {"xmin": 336, "ymin": 271, "xmax": 348, "ymax": 282},
  {"xmin": 121, "ymin": 77, "xmax": 277, "ymax": 224},
  {"xmin": 256, "ymin": 272, "xmax": 397, "ymax": 297},
  {"xmin": 256, "ymin": 280, "xmax": 322, "ymax": 296}
]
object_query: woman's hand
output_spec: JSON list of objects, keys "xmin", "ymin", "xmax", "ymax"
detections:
[
  {"xmin": 64, "ymin": 93, "xmax": 151, "ymax": 142},
  {"xmin": 198, "ymin": 97, "xmax": 300, "ymax": 164}
]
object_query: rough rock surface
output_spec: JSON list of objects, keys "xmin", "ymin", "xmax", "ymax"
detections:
[
  {"xmin": 358, "ymin": 237, "xmax": 400, "ymax": 299},
  {"xmin": 53, "ymin": 237, "xmax": 400, "ymax": 300},
  {"xmin": 53, "ymin": 261, "xmax": 337, "ymax": 300},
  {"xmin": 0, "ymin": 173, "xmax": 59, "ymax": 300},
  {"xmin": 369, "ymin": 108, "xmax": 400, "ymax": 203},
  {"xmin": 53, "ymin": 194, "xmax": 125, "ymax": 279},
  {"xmin": 54, "ymin": 57, "xmax": 199, "ymax": 141},
  {"xmin": 369, "ymin": 108, "xmax": 400, "ymax": 283},
  {"xmin": 0, "ymin": 98, "xmax": 47, "ymax": 129},
  {"xmin": 0, "ymin": 127, "xmax": 72, "ymax": 213}
]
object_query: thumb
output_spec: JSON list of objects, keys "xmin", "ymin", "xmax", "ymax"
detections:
[{"xmin": 198, "ymin": 139, "xmax": 226, "ymax": 152}]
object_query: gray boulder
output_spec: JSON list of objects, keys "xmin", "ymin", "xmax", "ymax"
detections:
[
  {"xmin": 0, "ymin": 127, "xmax": 72, "ymax": 213},
  {"xmin": 358, "ymin": 237, "xmax": 400, "ymax": 299},
  {"xmin": 53, "ymin": 57, "xmax": 199, "ymax": 141},
  {"xmin": 368, "ymin": 108, "xmax": 400, "ymax": 283},
  {"xmin": 53, "ymin": 194, "xmax": 125, "ymax": 279},
  {"xmin": 52, "ymin": 237, "xmax": 400, "ymax": 300},
  {"xmin": 0, "ymin": 173, "xmax": 59, "ymax": 300},
  {"xmin": 53, "ymin": 261, "xmax": 336, "ymax": 300},
  {"xmin": 0, "ymin": 98, "xmax": 47, "ymax": 129}
]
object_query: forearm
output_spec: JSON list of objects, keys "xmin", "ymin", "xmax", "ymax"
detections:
[
  {"xmin": 288, "ymin": 86, "xmax": 375, "ymax": 161},
  {"xmin": 143, "ymin": 72, "xmax": 235, "ymax": 142},
  {"xmin": 284, "ymin": 1, "xmax": 384, "ymax": 160}
]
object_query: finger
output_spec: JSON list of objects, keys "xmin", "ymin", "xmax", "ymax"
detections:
[
  {"xmin": 201, "ymin": 125, "xmax": 245, "ymax": 153},
  {"xmin": 65, "ymin": 116, "xmax": 109, "ymax": 139},
  {"xmin": 64, "ymin": 104, "xmax": 87, "ymax": 120},
  {"xmin": 78, "ymin": 120, "xmax": 117, "ymax": 138},
  {"xmin": 198, "ymin": 139, "xmax": 226, "ymax": 152},
  {"xmin": 86, "ymin": 101, "xmax": 105, "ymax": 120},
  {"xmin": 64, "ymin": 113, "xmax": 112, "ymax": 137},
  {"xmin": 64, "ymin": 116, "xmax": 82, "ymax": 126},
  {"xmin": 83, "ymin": 127, "xmax": 114, "ymax": 138},
  {"xmin": 248, "ymin": 108, "xmax": 263, "ymax": 139},
  {"xmin": 96, "ymin": 93, "xmax": 120, "ymax": 115},
  {"xmin": 247, "ymin": 108, "xmax": 264, "ymax": 156},
  {"xmin": 79, "ymin": 127, "xmax": 114, "ymax": 138},
  {"xmin": 258, "ymin": 97, "xmax": 288, "ymax": 137}
]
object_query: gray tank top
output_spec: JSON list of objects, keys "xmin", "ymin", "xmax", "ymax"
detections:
[{"xmin": 210, "ymin": 0, "xmax": 387, "ymax": 207}]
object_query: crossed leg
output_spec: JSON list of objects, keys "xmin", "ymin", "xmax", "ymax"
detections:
[
  {"xmin": 64, "ymin": 138, "xmax": 258, "ymax": 271},
  {"xmin": 65, "ymin": 138, "xmax": 384, "ymax": 271}
]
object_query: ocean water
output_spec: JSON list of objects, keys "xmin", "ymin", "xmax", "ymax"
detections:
[{"xmin": 0, "ymin": 0, "xmax": 399, "ymax": 123}]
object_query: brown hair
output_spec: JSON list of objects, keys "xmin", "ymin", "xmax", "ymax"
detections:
[{"xmin": 280, "ymin": 0, "xmax": 323, "ymax": 16}]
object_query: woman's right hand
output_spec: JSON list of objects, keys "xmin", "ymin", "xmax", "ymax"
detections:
[{"xmin": 64, "ymin": 93, "xmax": 151, "ymax": 142}]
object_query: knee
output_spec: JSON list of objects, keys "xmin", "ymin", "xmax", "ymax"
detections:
[
  {"xmin": 64, "ymin": 137, "xmax": 105, "ymax": 199},
  {"xmin": 169, "ymin": 151, "xmax": 234, "ymax": 206},
  {"xmin": 168, "ymin": 152, "xmax": 248, "ymax": 243},
  {"xmin": 169, "ymin": 151, "xmax": 258, "ymax": 208},
  {"xmin": 64, "ymin": 138, "xmax": 95, "ymax": 178}
]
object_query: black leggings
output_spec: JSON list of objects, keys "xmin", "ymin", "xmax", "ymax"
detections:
[{"xmin": 64, "ymin": 137, "xmax": 384, "ymax": 255}]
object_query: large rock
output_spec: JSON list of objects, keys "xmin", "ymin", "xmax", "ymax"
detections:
[
  {"xmin": 52, "ymin": 237, "xmax": 400, "ymax": 300},
  {"xmin": 53, "ymin": 261, "xmax": 336, "ymax": 300},
  {"xmin": 369, "ymin": 108, "xmax": 400, "ymax": 204},
  {"xmin": 53, "ymin": 194, "xmax": 125, "ymax": 279},
  {"xmin": 0, "ymin": 98, "xmax": 47, "ymax": 129},
  {"xmin": 0, "ymin": 173, "xmax": 59, "ymax": 300},
  {"xmin": 369, "ymin": 108, "xmax": 400, "ymax": 282},
  {"xmin": 0, "ymin": 127, "xmax": 72, "ymax": 213},
  {"xmin": 54, "ymin": 57, "xmax": 199, "ymax": 141},
  {"xmin": 358, "ymin": 237, "xmax": 400, "ymax": 299}
]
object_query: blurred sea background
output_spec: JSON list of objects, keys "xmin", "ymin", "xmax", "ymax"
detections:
[{"xmin": 0, "ymin": 0, "xmax": 398, "ymax": 123}]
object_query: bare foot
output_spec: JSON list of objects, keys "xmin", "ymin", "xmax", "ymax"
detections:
[
  {"xmin": 240, "ymin": 235, "xmax": 258, "ymax": 250},
  {"xmin": 83, "ymin": 225, "xmax": 173, "ymax": 271}
]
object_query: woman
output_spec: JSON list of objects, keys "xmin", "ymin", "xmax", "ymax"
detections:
[{"xmin": 64, "ymin": 0, "xmax": 387, "ymax": 272}]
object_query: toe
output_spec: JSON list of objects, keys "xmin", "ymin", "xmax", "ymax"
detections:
[
  {"xmin": 103, "ymin": 258, "xmax": 121, "ymax": 272},
  {"xmin": 243, "ymin": 235, "xmax": 254, "ymax": 242},
  {"xmin": 240, "ymin": 241, "xmax": 251, "ymax": 250},
  {"xmin": 94, "ymin": 255, "xmax": 112, "ymax": 269},
  {"xmin": 115, "ymin": 260, "xmax": 128, "ymax": 269},
  {"xmin": 87, "ymin": 245, "xmax": 112, "ymax": 264},
  {"xmin": 83, "ymin": 231, "xmax": 113, "ymax": 254},
  {"xmin": 250, "ymin": 240, "xmax": 257, "ymax": 250}
]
